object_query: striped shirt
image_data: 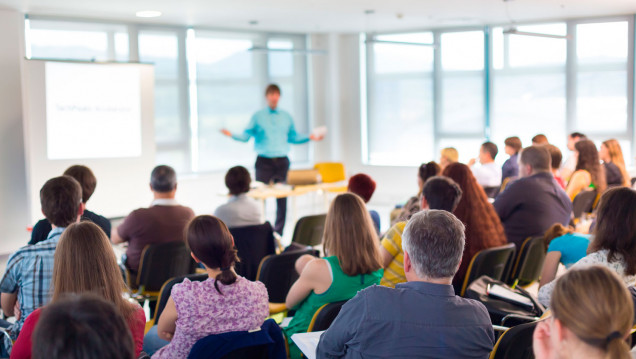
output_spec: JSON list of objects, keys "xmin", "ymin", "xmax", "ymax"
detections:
[
  {"xmin": 0, "ymin": 227, "xmax": 63, "ymax": 339},
  {"xmin": 380, "ymin": 221, "xmax": 407, "ymax": 288}
]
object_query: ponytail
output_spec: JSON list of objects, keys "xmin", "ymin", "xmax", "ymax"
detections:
[
  {"xmin": 213, "ymin": 248, "xmax": 239, "ymax": 295},
  {"xmin": 605, "ymin": 337, "xmax": 631, "ymax": 359}
]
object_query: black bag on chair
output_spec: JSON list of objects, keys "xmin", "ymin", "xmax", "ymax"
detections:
[{"xmin": 465, "ymin": 275, "xmax": 545, "ymax": 326}]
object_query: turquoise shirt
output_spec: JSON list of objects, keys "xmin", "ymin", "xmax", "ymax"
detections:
[
  {"xmin": 232, "ymin": 107, "xmax": 309, "ymax": 158},
  {"xmin": 547, "ymin": 233, "xmax": 591, "ymax": 268}
]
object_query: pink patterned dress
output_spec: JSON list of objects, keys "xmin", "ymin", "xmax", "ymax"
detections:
[{"xmin": 152, "ymin": 276, "xmax": 269, "ymax": 359}]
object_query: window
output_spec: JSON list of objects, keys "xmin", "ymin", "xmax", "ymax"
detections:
[
  {"xmin": 437, "ymin": 31, "xmax": 485, "ymax": 159},
  {"xmin": 365, "ymin": 19, "xmax": 634, "ymax": 167},
  {"xmin": 491, "ymin": 23, "xmax": 568, "ymax": 151},
  {"xmin": 366, "ymin": 32, "xmax": 435, "ymax": 166},
  {"xmin": 575, "ymin": 21, "xmax": 629, "ymax": 135},
  {"xmin": 27, "ymin": 19, "xmax": 128, "ymax": 62},
  {"xmin": 138, "ymin": 30, "xmax": 191, "ymax": 173}
]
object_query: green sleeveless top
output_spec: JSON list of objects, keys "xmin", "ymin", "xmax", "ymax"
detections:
[{"xmin": 284, "ymin": 256, "xmax": 383, "ymax": 337}]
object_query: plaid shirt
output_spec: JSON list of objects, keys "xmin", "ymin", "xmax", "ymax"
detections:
[{"xmin": 0, "ymin": 227, "xmax": 63, "ymax": 339}]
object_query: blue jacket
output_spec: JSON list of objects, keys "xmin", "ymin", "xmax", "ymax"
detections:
[{"xmin": 188, "ymin": 319, "xmax": 286, "ymax": 359}]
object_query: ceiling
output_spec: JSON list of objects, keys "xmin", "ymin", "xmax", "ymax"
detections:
[{"xmin": 1, "ymin": 0, "xmax": 636, "ymax": 33}]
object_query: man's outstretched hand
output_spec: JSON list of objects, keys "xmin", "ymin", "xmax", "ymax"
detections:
[
  {"xmin": 221, "ymin": 129, "xmax": 232, "ymax": 137},
  {"xmin": 310, "ymin": 134, "xmax": 324, "ymax": 141}
]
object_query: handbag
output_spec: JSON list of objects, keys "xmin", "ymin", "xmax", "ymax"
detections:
[{"xmin": 465, "ymin": 275, "xmax": 545, "ymax": 326}]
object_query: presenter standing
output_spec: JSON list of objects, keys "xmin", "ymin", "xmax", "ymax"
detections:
[{"xmin": 221, "ymin": 84, "xmax": 323, "ymax": 235}]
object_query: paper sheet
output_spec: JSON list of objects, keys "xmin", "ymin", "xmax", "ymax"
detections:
[{"xmin": 291, "ymin": 331, "xmax": 325, "ymax": 359}]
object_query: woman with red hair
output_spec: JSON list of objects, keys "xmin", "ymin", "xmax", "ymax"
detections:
[
  {"xmin": 442, "ymin": 163, "xmax": 508, "ymax": 293},
  {"xmin": 348, "ymin": 173, "xmax": 380, "ymax": 234}
]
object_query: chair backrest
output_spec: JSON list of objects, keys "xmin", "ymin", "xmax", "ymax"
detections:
[
  {"xmin": 137, "ymin": 241, "xmax": 197, "ymax": 293},
  {"xmin": 489, "ymin": 321, "xmax": 537, "ymax": 359},
  {"xmin": 499, "ymin": 177, "xmax": 515, "ymax": 194},
  {"xmin": 188, "ymin": 319, "xmax": 285, "ymax": 359},
  {"xmin": 508, "ymin": 236, "xmax": 546, "ymax": 286},
  {"xmin": 483, "ymin": 186, "xmax": 500, "ymax": 199},
  {"xmin": 154, "ymin": 273, "xmax": 208, "ymax": 320},
  {"xmin": 256, "ymin": 249, "xmax": 320, "ymax": 303},
  {"xmin": 314, "ymin": 162, "xmax": 346, "ymax": 183},
  {"xmin": 461, "ymin": 243, "xmax": 516, "ymax": 297},
  {"xmin": 291, "ymin": 214, "xmax": 326, "ymax": 246},
  {"xmin": 230, "ymin": 222, "xmax": 276, "ymax": 281},
  {"xmin": 307, "ymin": 300, "xmax": 348, "ymax": 332},
  {"xmin": 572, "ymin": 190, "xmax": 597, "ymax": 219}
]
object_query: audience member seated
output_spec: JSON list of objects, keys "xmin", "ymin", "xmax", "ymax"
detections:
[
  {"xmin": 538, "ymin": 187, "xmax": 636, "ymax": 307},
  {"xmin": 30, "ymin": 165, "xmax": 110, "ymax": 245},
  {"xmin": 317, "ymin": 210, "xmax": 495, "ymax": 358},
  {"xmin": 538, "ymin": 223, "xmax": 591, "ymax": 289},
  {"xmin": 144, "ymin": 215, "xmax": 268, "ymax": 357},
  {"xmin": 391, "ymin": 162, "xmax": 440, "ymax": 227},
  {"xmin": 31, "ymin": 294, "xmax": 136, "ymax": 359},
  {"xmin": 531, "ymin": 134, "xmax": 549, "ymax": 146},
  {"xmin": 214, "ymin": 166, "xmax": 262, "ymax": 228},
  {"xmin": 0, "ymin": 176, "xmax": 83, "ymax": 352},
  {"xmin": 566, "ymin": 140, "xmax": 607, "ymax": 201},
  {"xmin": 111, "ymin": 165, "xmax": 195, "ymax": 281},
  {"xmin": 494, "ymin": 146, "xmax": 572, "ymax": 249},
  {"xmin": 381, "ymin": 176, "xmax": 462, "ymax": 288},
  {"xmin": 439, "ymin": 147, "xmax": 459, "ymax": 171},
  {"xmin": 546, "ymin": 144, "xmax": 566, "ymax": 189},
  {"xmin": 283, "ymin": 193, "xmax": 383, "ymax": 359},
  {"xmin": 443, "ymin": 163, "xmax": 508, "ymax": 292},
  {"xmin": 600, "ymin": 139, "xmax": 630, "ymax": 188},
  {"xmin": 561, "ymin": 132, "xmax": 586, "ymax": 181},
  {"xmin": 502, "ymin": 136, "xmax": 522, "ymax": 181},
  {"xmin": 11, "ymin": 222, "xmax": 146, "ymax": 359},
  {"xmin": 534, "ymin": 266, "xmax": 633, "ymax": 359},
  {"xmin": 347, "ymin": 173, "xmax": 381, "ymax": 234},
  {"xmin": 468, "ymin": 141, "xmax": 502, "ymax": 188}
]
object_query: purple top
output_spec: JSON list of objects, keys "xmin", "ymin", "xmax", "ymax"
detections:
[{"xmin": 152, "ymin": 276, "xmax": 269, "ymax": 359}]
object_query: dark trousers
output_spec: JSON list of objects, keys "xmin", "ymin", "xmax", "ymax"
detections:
[{"xmin": 255, "ymin": 156, "xmax": 290, "ymax": 235}]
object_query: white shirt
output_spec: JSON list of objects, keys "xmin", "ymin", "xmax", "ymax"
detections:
[
  {"xmin": 214, "ymin": 194, "xmax": 263, "ymax": 228},
  {"xmin": 538, "ymin": 249, "xmax": 636, "ymax": 307},
  {"xmin": 151, "ymin": 198, "xmax": 180, "ymax": 206},
  {"xmin": 470, "ymin": 162, "xmax": 502, "ymax": 187}
]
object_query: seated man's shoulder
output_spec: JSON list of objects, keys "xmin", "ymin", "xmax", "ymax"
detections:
[{"xmin": 452, "ymin": 296, "xmax": 492, "ymax": 320}]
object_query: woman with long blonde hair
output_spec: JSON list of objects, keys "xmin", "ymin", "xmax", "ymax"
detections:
[
  {"xmin": 599, "ymin": 139, "xmax": 630, "ymax": 187},
  {"xmin": 11, "ymin": 222, "xmax": 146, "ymax": 358},
  {"xmin": 284, "ymin": 193, "xmax": 383, "ymax": 359},
  {"xmin": 533, "ymin": 266, "xmax": 633, "ymax": 359}
]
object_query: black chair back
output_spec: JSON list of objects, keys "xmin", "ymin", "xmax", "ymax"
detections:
[
  {"xmin": 154, "ymin": 273, "xmax": 208, "ymax": 321},
  {"xmin": 490, "ymin": 321, "xmax": 537, "ymax": 359},
  {"xmin": 230, "ymin": 222, "xmax": 276, "ymax": 281},
  {"xmin": 308, "ymin": 300, "xmax": 348, "ymax": 332},
  {"xmin": 291, "ymin": 214, "xmax": 326, "ymax": 246},
  {"xmin": 220, "ymin": 345, "xmax": 269, "ymax": 359},
  {"xmin": 460, "ymin": 243, "xmax": 516, "ymax": 296},
  {"xmin": 137, "ymin": 241, "xmax": 197, "ymax": 292},
  {"xmin": 508, "ymin": 236, "xmax": 546, "ymax": 286},
  {"xmin": 572, "ymin": 190, "xmax": 597, "ymax": 219},
  {"xmin": 483, "ymin": 186, "xmax": 500, "ymax": 199},
  {"xmin": 256, "ymin": 249, "xmax": 319, "ymax": 303}
]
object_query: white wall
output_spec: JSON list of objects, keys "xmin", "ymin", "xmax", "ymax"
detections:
[{"xmin": 0, "ymin": 10, "xmax": 31, "ymax": 253}]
